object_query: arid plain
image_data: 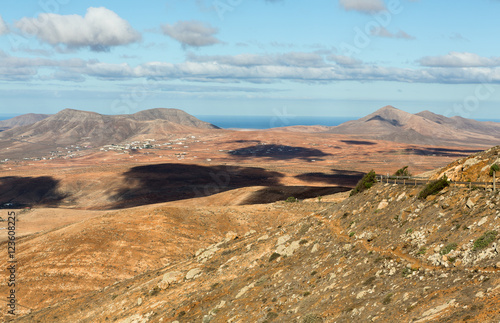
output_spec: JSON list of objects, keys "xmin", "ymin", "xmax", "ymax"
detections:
[{"xmin": 0, "ymin": 106, "xmax": 499, "ymax": 322}]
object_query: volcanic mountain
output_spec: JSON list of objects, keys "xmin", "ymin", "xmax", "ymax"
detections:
[
  {"xmin": 0, "ymin": 113, "xmax": 51, "ymax": 131},
  {"xmin": 0, "ymin": 108, "xmax": 220, "ymax": 158},
  {"xmin": 327, "ymin": 105, "xmax": 500, "ymax": 147}
]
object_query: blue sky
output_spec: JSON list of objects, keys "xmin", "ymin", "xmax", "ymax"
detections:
[{"xmin": 0, "ymin": 0, "xmax": 500, "ymax": 119}]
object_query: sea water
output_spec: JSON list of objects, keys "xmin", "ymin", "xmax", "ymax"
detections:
[{"xmin": 195, "ymin": 115, "xmax": 356, "ymax": 129}]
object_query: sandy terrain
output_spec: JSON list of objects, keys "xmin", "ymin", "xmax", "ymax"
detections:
[{"xmin": 0, "ymin": 129, "xmax": 484, "ymax": 211}]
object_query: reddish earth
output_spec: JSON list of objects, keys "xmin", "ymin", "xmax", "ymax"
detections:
[
  {"xmin": 0, "ymin": 127, "xmax": 495, "ymax": 322},
  {"xmin": 0, "ymin": 129, "xmax": 484, "ymax": 210}
]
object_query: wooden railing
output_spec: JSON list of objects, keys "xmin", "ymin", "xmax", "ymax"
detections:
[{"xmin": 377, "ymin": 175, "xmax": 497, "ymax": 191}]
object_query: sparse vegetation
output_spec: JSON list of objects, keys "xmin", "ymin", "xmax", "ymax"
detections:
[
  {"xmin": 269, "ymin": 252, "xmax": 281, "ymax": 262},
  {"xmin": 350, "ymin": 170, "xmax": 377, "ymax": 196},
  {"xmin": 417, "ymin": 247, "xmax": 427, "ymax": 255},
  {"xmin": 299, "ymin": 223, "xmax": 311, "ymax": 235},
  {"xmin": 418, "ymin": 175, "xmax": 449, "ymax": 200},
  {"xmin": 265, "ymin": 312, "xmax": 279, "ymax": 321},
  {"xmin": 405, "ymin": 228, "xmax": 413, "ymax": 235},
  {"xmin": 364, "ymin": 276, "xmax": 376, "ymax": 286},
  {"xmin": 394, "ymin": 166, "xmax": 411, "ymax": 177},
  {"xmin": 440, "ymin": 243, "xmax": 458, "ymax": 255},
  {"xmin": 382, "ymin": 293, "xmax": 393, "ymax": 305},
  {"xmin": 489, "ymin": 163, "xmax": 499, "ymax": 176},
  {"xmin": 148, "ymin": 286, "xmax": 161, "ymax": 296},
  {"xmin": 349, "ymin": 232, "xmax": 355, "ymax": 237},
  {"xmin": 286, "ymin": 196, "xmax": 298, "ymax": 203},
  {"xmin": 402, "ymin": 268, "xmax": 416, "ymax": 277},
  {"xmin": 302, "ymin": 314, "xmax": 323, "ymax": 323},
  {"xmin": 473, "ymin": 231, "xmax": 498, "ymax": 251}
]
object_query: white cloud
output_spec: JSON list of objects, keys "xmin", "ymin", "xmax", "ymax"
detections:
[
  {"xmin": 15, "ymin": 7, "xmax": 141, "ymax": 52},
  {"xmin": 372, "ymin": 27, "xmax": 415, "ymax": 40},
  {"xmin": 339, "ymin": 0, "xmax": 386, "ymax": 13},
  {"xmin": 187, "ymin": 52, "xmax": 327, "ymax": 67},
  {"xmin": 0, "ymin": 50, "xmax": 86, "ymax": 81},
  {"xmin": 0, "ymin": 15, "xmax": 8, "ymax": 35},
  {"xmin": 162, "ymin": 21, "xmax": 221, "ymax": 47},
  {"xmin": 327, "ymin": 55, "xmax": 363, "ymax": 66},
  {"xmin": 449, "ymin": 33, "xmax": 469, "ymax": 42},
  {"xmin": 3, "ymin": 49, "xmax": 500, "ymax": 85},
  {"xmin": 419, "ymin": 52, "xmax": 500, "ymax": 67}
]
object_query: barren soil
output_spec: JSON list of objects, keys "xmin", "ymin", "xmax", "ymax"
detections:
[{"xmin": 0, "ymin": 129, "xmax": 495, "ymax": 322}]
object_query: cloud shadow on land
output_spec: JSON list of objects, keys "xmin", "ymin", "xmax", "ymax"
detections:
[
  {"xmin": 295, "ymin": 169, "xmax": 366, "ymax": 187},
  {"xmin": 228, "ymin": 144, "xmax": 331, "ymax": 161},
  {"xmin": 340, "ymin": 140, "xmax": 377, "ymax": 146},
  {"xmin": 0, "ymin": 176, "xmax": 66, "ymax": 208},
  {"xmin": 400, "ymin": 147, "xmax": 483, "ymax": 158},
  {"xmin": 109, "ymin": 163, "xmax": 285, "ymax": 209},
  {"xmin": 240, "ymin": 186, "xmax": 352, "ymax": 205}
]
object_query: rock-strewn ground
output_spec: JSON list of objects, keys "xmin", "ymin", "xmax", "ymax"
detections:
[{"xmin": 13, "ymin": 177, "xmax": 500, "ymax": 322}]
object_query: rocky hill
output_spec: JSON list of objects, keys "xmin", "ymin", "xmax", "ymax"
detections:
[
  {"xmin": 0, "ymin": 108, "xmax": 220, "ymax": 159},
  {"xmin": 7, "ymin": 147, "xmax": 500, "ymax": 322},
  {"xmin": 327, "ymin": 106, "xmax": 500, "ymax": 147},
  {"xmin": 0, "ymin": 113, "xmax": 50, "ymax": 131},
  {"xmin": 431, "ymin": 145, "xmax": 500, "ymax": 183}
]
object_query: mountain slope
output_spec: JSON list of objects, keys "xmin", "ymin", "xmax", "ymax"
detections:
[
  {"xmin": 10, "ymin": 146, "xmax": 500, "ymax": 322},
  {"xmin": 0, "ymin": 108, "xmax": 220, "ymax": 158},
  {"xmin": 328, "ymin": 105, "xmax": 500, "ymax": 146},
  {"xmin": 0, "ymin": 113, "xmax": 51, "ymax": 131}
]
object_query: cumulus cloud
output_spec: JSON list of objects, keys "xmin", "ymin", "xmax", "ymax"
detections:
[
  {"xmin": 3, "ymin": 49, "xmax": 500, "ymax": 85},
  {"xmin": 339, "ymin": 0, "xmax": 386, "ymax": 13},
  {"xmin": 15, "ymin": 7, "xmax": 141, "ymax": 51},
  {"xmin": 187, "ymin": 52, "xmax": 327, "ymax": 68},
  {"xmin": 0, "ymin": 15, "xmax": 8, "ymax": 35},
  {"xmin": 162, "ymin": 21, "xmax": 221, "ymax": 47},
  {"xmin": 327, "ymin": 55, "xmax": 363, "ymax": 66},
  {"xmin": 419, "ymin": 52, "xmax": 500, "ymax": 67},
  {"xmin": 372, "ymin": 27, "xmax": 415, "ymax": 40},
  {"xmin": 0, "ymin": 50, "xmax": 86, "ymax": 81}
]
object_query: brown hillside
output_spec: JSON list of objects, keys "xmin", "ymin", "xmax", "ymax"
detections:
[
  {"xmin": 11, "ymin": 161, "xmax": 500, "ymax": 322},
  {"xmin": 431, "ymin": 145, "xmax": 500, "ymax": 183},
  {"xmin": 328, "ymin": 105, "xmax": 500, "ymax": 147},
  {"xmin": 0, "ymin": 113, "xmax": 51, "ymax": 131},
  {"xmin": 0, "ymin": 108, "xmax": 220, "ymax": 160},
  {"xmin": 9, "ymin": 147, "xmax": 500, "ymax": 322}
]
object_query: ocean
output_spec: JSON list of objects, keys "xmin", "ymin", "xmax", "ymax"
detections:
[
  {"xmin": 195, "ymin": 115, "xmax": 356, "ymax": 129},
  {"xmin": 0, "ymin": 115, "xmax": 17, "ymax": 121},
  {"xmin": 1, "ymin": 114, "xmax": 499, "ymax": 129}
]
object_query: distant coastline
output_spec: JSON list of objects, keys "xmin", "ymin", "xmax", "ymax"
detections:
[
  {"xmin": 1, "ymin": 114, "xmax": 499, "ymax": 130},
  {"xmin": 195, "ymin": 115, "xmax": 356, "ymax": 129}
]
